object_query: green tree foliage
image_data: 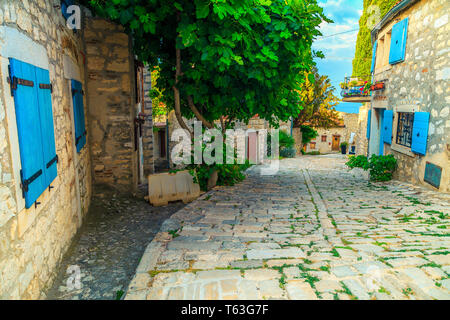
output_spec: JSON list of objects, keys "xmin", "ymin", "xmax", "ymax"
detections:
[
  {"xmin": 85, "ymin": 0, "xmax": 330, "ymax": 133},
  {"xmin": 293, "ymin": 66, "xmax": 341, "ymax": 128},
  {"xmin": 150, "ymin": 68, "xmax": 167, "ymax": 122},
  {"xmin": 352, "ymin": 0, "xmax": 399, "ymax": 77},
  {"xmin": 300, "ymin": 125, "xmax": 318, "ymax": 146}
]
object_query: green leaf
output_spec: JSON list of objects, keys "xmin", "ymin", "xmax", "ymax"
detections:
[
  {"xmin": 173, "ymin": 2, "xmax": 183, "ymax": 11},
  {"xmin": 196, "ymin": 1, "xmax": 210, "ymax": 19}
]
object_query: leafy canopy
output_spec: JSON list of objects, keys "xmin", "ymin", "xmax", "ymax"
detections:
[
  {"xmin": 293, "ymin": 66, "xmax": 340, "ymax": 128},
  {"xmin": 352, "ymin": 0, "xmax": 399, "ymax": 77},
  {"xmin": 85, "ymin": 0, "xmax": 330, "ymax": 128}
]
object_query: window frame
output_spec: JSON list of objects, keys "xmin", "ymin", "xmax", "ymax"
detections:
[{"xmin": 395, "ymin": 112, "xmax": 414, "ymax": 148}]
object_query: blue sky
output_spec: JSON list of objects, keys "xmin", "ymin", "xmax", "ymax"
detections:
[{"xmin": 313, "ymin": 0, "xmax": 364, "ymax": 113}]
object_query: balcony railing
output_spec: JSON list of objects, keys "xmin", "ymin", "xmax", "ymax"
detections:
[{"xmin": 340, "ymin": 75, "xmax": 371, "ymax": 103}]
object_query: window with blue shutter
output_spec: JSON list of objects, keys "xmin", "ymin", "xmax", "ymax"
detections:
[
  {"xmin": 366, "ymin": 109, "xmax": 372, "ymax": 139},
  {"xmin": 382, "ymin": 110, "xmax": 394, "ymax": 144},
  {"xmin": 371, "ymin": 40, "xmax": 377, "ymax": 73},
  {"xmin": 411, "ymin": 112, "xmax": 430, "ymax": 155},
  {"xmin": 9, "ymin": 58, "xmax": 58, "ymax": 208},
  {"xmin": 71, "ymin": 79, "xmax": 87, "ymax": 153},
  {"xmin": 389, "ymin": 18, "xmax": 409, "ymax": 65}
]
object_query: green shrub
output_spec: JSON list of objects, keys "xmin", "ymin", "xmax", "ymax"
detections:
[
  {"xmin": 216, "ymin": 161, "xmax": 251, "ymax": 187},
  {"xmin": 267, "ymin": 130, "xmax": 295, "ymax": 157},
  {"xmin": 368, "ymin": 154, "xmax": 397, "ymax": 182},
  {"xmin": 345, "ymin": 154, "xmax": 397, "ymax": 181},
  {"xmin": 188, "ymin": 139, "xmax": 252, "ymax": 191},
  {"xmin": 340, "ymin": 141, "xmax": 349, "ymax": 148},
  {"xmin": 346, "ymin": 155, "xmax": 369, "ymax": 170},
  {"xmin": 279, "ymin": 130, "xmax": 295, "ymax": 149},
  {"xmin": 305, "ymin": 151, "xmax": 321, "ymax": 155},
  {"xmin": 280, "ymin": 147, "xmax": 296, "ymax": 158}
]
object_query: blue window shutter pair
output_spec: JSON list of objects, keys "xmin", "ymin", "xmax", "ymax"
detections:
[
  {"xmin": 411, "ymin": 112, "xmax": 430, "ymax": 155},
  {"xmin": 371, "ymin": 40, "xmax": 377, "ymax": 73},
  {"xmin": 366, "ymin": 109, "xmax": 372, "ymax": 139},
  {"xmin": 9, "ymin": 58, "xmax": 57, "ymax": 208},
  {"xmin": 389, "ymin": 18, "xmax": 409, "ymax": 64},
  {"xmin": 71, "ymin": 80, "xmax": 87, "ymax": 153},
  {"xmin": 382, "ymin": 110, "xmax": 394, "ymax": 144}
]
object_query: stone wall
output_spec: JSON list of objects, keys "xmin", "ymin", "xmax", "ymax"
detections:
[
  {"xmin": 356, "ymin": 103, "xmax": 370, "ymax": 156},
  {"xmin": 84, "ymin": 18, "xmax": 137, "ymax": 191},
  {"xmin": 142, "ymin": 67, "xmax": 154, "ymax": 176},
  {"xmin": 371, "ymin": 0, "xmax": 449, "ymax": 192},
  {"xmin": 0, "ymin": 0, "xmax": 91, "ymax": 299}
]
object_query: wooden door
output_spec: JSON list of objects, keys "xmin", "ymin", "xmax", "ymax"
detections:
[{"xmin": 332, "ymin": 135, "xmax": 340, "ymax": 151}]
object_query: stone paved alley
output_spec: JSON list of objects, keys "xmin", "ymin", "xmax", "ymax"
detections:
[
  {"xmin": 45, "ymin": 186, "xmax": 185, "ymax": 300},
  {"xmin": 125, "ymin": 155, "xmax": 450, "ymax": 300}
]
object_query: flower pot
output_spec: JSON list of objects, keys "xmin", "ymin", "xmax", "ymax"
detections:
[{"xmin": 340, "ymin": 145, "xmax": 347, "ymax": 154}]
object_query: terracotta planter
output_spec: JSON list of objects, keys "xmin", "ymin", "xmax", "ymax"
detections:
[{"xmin": 370, "ymin": 82, "xmax": 385, "ymax": 91}]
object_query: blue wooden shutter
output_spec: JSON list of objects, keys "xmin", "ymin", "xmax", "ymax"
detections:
[
  {"xmin": 36, "ymin": 67, "xmax": 58, "ymax": 187},
  {"xmin": 411, "ymin": 112, "xmax": 430, "ymax": 155},
  {"xmin": 71, "ymin": 80, "xmax": 87, "ymax": 152},
  {"xmin": 61, "ymin": 0, "xmax": 74, "ymax": 20},
  {"xmin": 9, "ymin": 59, "xmax": 46, "ymax": 208},
  {"xmin": 389, "ymin": 18, "xmax": 409, "ymax": 64},
  {"xmin": 382, "ymin": 110, "xmax": 394, "ymax": 144},
  {"xmin": 371, "ymin": 40, "xmax": 377, "ymax": 73},
  {"xmin": 366, "ymin": 109, "xmax": 372, "ymax": 139}
]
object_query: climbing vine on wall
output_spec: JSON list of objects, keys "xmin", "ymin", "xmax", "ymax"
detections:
[{"xmin": 352, "ymin": 0, "xmax": 399, "ymax": 77}]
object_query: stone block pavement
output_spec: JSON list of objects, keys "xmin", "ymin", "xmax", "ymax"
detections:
[{"xmin": 125, "ymin": 155, "xmax": 450, "ymax": 300}]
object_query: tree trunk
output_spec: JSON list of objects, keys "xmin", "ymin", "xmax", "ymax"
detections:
[{"xmin": 173, "ymin": 47, "xmax": 193, "ymax": 138}]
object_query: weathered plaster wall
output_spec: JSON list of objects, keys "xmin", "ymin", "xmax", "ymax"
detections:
[
  {"xmin": 372, "ymin": 0, "xmax": 449, "ymax": 192},
  {"xmin": 0, "ymin": 0, "xmax": 91, "ymax": 299},
  {"xmin": 84, "ymin": 18, "xmax": 136, "ymax": 190}
]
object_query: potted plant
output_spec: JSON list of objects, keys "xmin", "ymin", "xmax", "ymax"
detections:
[
  {"xmin": 340, "ymin": 141, "xmax": 348, "ymax": 154},
  {"xmin": 340, "ymin": 82, "xmax": 349, "ymax": 89}
]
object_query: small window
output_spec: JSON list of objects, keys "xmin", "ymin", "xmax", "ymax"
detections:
[
  {"xmin": 321, "ymin": 135, "xmax": 327, "ymax": 142},
  {"xmin": 396, "ymin": 112, "xmax": 414, "ymax": 147},
  {"xmin": 310, "ymin": 142, "xmax": 316, "ymax": 149}
]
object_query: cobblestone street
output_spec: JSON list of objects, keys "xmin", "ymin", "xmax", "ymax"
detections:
[
  {"xmin": 45, "ymin": 186, "xmax": 185, "ymax": 300},
  {"xmin": 126, "ymin": 155, "xmax": 450, "ymax": 300}
]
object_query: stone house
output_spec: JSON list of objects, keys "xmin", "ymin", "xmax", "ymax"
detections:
[
  {"xmin": 165, "ymin": 112, "xmax": 293, "ymax": 169},
  {"xmin": 368, "ymin": 0, "xmax": 449, "ymax": 192},
  {"xmin": 0, "ymin": 1, "xmax": 153, "ymax": 299},
  {"xmin": 303, "ymin": 109, "xmax": 369, "ymax": 155}
]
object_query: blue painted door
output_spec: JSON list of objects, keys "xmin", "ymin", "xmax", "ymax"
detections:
[
  {"xmin": 366, "ymin": 109, "xmax": 372, "ymax": 139},
  {"xmin": 411, "ymin": 112, "xmax": 430, "ymax": 155},
  {"xmin": 9, "ymin": 58, "xmax": 46, "ymax": 208},
  {"xmin": 378, "ymin": 109, "xmax": 385, "ymax": 156},
  {"xmin": 382, "ymin": 110, "xmax": 394, "ymax": 144}
]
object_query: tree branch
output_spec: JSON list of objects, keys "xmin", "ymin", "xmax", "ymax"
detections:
[{"xmin": 187, "ymin": 95, "xmax": 214, "ymax": 129}]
